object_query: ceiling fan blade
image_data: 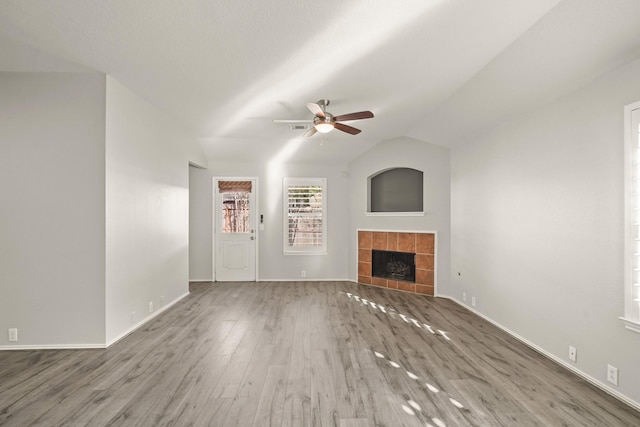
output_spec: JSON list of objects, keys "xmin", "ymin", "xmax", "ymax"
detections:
[
  {"xmin": 334, "ymin": 122, "xmax": 361, "ymax": 135},
  {"xmin": 334, "ymin": 111, "xmax": 374, "ymax": 122},
  {"xmin": 273, "ymin": 119, "xmax": 313, "ymax": 123},
  {"xmin": 302, "ymin": 127, "xmax": 318, "ymax": 138},
  {"xmin": 306, "ymin": 103, "xmax": 325, "ymax": 118}
]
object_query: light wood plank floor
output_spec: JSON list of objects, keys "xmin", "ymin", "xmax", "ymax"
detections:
[{"xmin": 1, "ymin": 281, "xmax": 639, "ymax": 426}]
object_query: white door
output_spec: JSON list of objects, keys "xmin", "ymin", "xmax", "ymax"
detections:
[{"xmin": 214, "ymin": 179, "xmax": 257, "ymax": 281}]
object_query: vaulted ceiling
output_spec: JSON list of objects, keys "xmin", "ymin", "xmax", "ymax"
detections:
[{"xmin": 2, "ymin": 0, "xmax": 640, "ymax": 163}]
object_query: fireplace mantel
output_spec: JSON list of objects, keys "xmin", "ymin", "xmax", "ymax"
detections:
[{"xmin": 358, "ymin": 230, "xmax": 435, "ymax": 296}]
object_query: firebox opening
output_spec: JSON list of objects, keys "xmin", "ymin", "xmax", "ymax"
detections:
[{"xmin": 372, "ymin": 249, "xmax": 416, "ymax": 283}]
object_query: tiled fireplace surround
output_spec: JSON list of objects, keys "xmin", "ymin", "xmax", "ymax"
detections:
[{"xmin": 358, "ymin": 230, "xmax": 435, "ymax": 296}]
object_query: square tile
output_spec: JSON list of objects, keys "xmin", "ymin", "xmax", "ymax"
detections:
[
  {"xmin": 372, "ymin": 232, "xmax": 388, "ymax": 250},
  {"xmin": 387, "ymin": 233, "xmax": 398, "ymax": 251},
  {"xmin": 397, "ymin": 233, "xmax": 416, "ymax": 253},
  {"xmin": 415, "ymin": 254, "xmax": 434, "ymax": 270},
  {"xmin": 358, "ymin": 231, "xmax": 372, "ymax": 250},
  {"xmin": 416, "ymin": 269, "xmax": 427, "ymax": 285},
  {"xmin": 416, "ymin": 284, "xmax": 434, "ymax": 295},
  {"xmin": 371, "ymin": 277, "xmax": 387, "ymax": 288},
  {"xmin": 397, "ymin": 281, "xmax": 416, "ymax": 292},
  {"xmin": 358, "ymin": 262, "xmax": 371, "ymax": 276},
  {"xmin": 358, "ymin": 275, "xmax": 371, "ymax": 285},
  {"xmin": 358, "ymin": 249, "xmax": 372, "ymax": 263},
  {"xmin": 416, "ymin": 269, "xmax": 434, "ymax": 286},
  {"xmin": 416, "ymin": 233, "xmax": 435, "ymax": 255}
]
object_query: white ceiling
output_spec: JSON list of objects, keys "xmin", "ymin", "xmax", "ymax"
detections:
[{"xmin": 2, "ymin": 0, "xmax": 640, "ymax": 164}]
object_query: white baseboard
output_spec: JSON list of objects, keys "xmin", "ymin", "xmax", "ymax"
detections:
[
  {"xmin": 439, "ymin": 294, "xmax": 640, "ymax": 413},
  {"xmin": 0, "ymin": 343, "xmax": 106, "ymax": 351},
  {"xmin": 0, "ymin": 292, "xmax": 190, "ymax": 351},
  {"xmin": 106, "ymin": 292, "xmax": 190, "ymax": 347},
  {"xmin": 257, "ymin": 278, "xmax": 351, "ymax": 282}
]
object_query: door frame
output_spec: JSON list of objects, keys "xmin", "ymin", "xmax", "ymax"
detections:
[{"xmin": 212, "ymin": 176, "xmax": 259, "ymax": 281}]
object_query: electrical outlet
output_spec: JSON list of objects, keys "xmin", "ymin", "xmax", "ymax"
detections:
[
  {"xmin": 301, "ymin": 270, "xmax": 306, "ymax": 278},
  {"xmin": 471, "ymin": 296, "xmax": 476, "ymax": 307},
  {"xmin": 148, "ymin": 301, "xmax": 154, "ymax": 313},
  {"xmin": 160, "ymin": 295, "xmax": 165, "ymax": 305},
  {"xmin": 607, "ymin": 365, "xmax": 619, "ymax": 386},
  {"xmin": 462, "ymin": 292, "xmax": 467, "ymax": 302},
  {"xmin": 8, "ymin": 328, "xmax": 18, "ymax": 342},
  {"xmin": 569, "ymin": 345, "xmax": 577, "ymax": 362}
]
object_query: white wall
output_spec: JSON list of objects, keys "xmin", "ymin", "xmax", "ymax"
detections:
[
  {"xmin": 0, "ymin": 72, "xmax": 106, "ymax": 347},
  {"xmin": 348, "ymin": 137, "xmax": 451, "ymax": 291},
  {"xmin": 105, "ymin": 77, "xmax": 206, "ymax": 344},
  {"xmin": 449, "ymin": 57, "xmax": 640, "ymax": 406},
  {"xmin": 189, "ymin": 164, "xmax": 212, "ymax": 281},
  {"xmin": 208, "ymin": 160, "xmax": 351, "ymax": 281}
]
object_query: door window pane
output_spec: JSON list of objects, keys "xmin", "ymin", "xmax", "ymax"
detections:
[{"xmin": 221, "ymin": 191, "xmax": 250, "ymax": 233}]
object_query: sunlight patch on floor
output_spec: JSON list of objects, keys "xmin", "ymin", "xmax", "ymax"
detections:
[
  {"xmin": 343, "ymin": 291, "xmax": 453, "ymax": 342},
  {"xmin": 372, "ymin": 348, "xmax": 468, "ymax": 425}
]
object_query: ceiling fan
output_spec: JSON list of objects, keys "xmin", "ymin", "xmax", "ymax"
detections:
[{"xmin": 274, "ymin": 99, "xmax": 374, "ymax": 137}]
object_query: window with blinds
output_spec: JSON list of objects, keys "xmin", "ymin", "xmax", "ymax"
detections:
[
  {"xmin": 283, "ymin": 178, "xmax": 327, "ymax": 254},
  {"xmin": 623, "ymin": 102, "xmax": 640, "ymax": 333}
]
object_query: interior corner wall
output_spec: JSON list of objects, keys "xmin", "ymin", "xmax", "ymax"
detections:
[
  {"xmin": 348, "ymin": 137, "xmax": 451, "ymax": 291},
  {"xmin": 207, "ymin": 160, "xmax": 350, "ymax": 281},
  {"xmin": 189, "ymin": 164, "xmax": 212, "ymax": 281},
  {"xmin": 450, "ymin": 56, "xmax": 640, "ymax": 406},
  {"xmin": 105, "ymin": 76, "xmax": 206, "ymax": 344},
  {"xmin": 0, "ymin": 72, "xmax": 106, "ymax": 347}
]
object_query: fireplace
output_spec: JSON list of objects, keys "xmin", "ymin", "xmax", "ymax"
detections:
[
  {"xmin": 358, "ymin": 230, "xmax": 435, "ymax": 295},
  {"xmin": 372, "ymin": 250, "xmax": 415, "ymax": 283}
]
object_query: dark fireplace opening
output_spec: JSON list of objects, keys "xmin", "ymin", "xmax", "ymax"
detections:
[{"xmin": 372, "ymin": 249, "xmax": 416, "ymax": 283}]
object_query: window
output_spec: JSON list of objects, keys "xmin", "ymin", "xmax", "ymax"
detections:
[
  {"xmin": 283, "ymin": 178, "xmax": 327, "ymax": 254},
  {"xmin": 623, "ymin": 101, "xmax": 640, "ymax": 333}
]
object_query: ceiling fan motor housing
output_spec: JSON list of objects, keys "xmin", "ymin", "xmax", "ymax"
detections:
[{"xmin": 314, "ymin": 112, "xmax": 335, "ymax": 126}]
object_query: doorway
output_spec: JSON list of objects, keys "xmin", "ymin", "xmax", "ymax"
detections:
[{"xmin": 213, "ymin": 178, "xmax": 258, "ymax": 281}]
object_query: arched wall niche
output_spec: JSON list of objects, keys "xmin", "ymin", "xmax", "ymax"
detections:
[{"xmin": 367, "ymin": 167, "xmax": 423, "ymax": 213}]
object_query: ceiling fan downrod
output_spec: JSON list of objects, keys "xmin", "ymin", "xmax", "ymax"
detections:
[{"xmin": 317, "ymin": 99, "xmax": 330, "ymax": 112}]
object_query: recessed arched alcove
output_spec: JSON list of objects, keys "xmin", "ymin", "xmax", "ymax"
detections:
[{"xmin": 368, "ymin": 167, "xmax": 423, "ymax": 213}]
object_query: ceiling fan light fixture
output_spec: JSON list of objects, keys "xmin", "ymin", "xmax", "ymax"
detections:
[
  {"xmin": 315, "ymin": 122, "xmax": 334, "ymax": 133},
  {"xmin": 314, "ymin": 113, "xmax": 334, "ymax": 133}
]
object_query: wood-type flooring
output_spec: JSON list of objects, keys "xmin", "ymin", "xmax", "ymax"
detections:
[{"xmin": 1, "ymin": 281, "xmax": 639, "ymax": 426}]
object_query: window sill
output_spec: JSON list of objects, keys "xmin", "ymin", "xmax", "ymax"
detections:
[
  {"xmin": 619, "ymin": 317, "xmax": 640, "ymax": 334},
  {"xmin": 365, "ymin": 212, "xmax": 425, "ymax": 217},
  {"xmin": 283, "ymin": 251, "xmax": 328, "ymax": 256}
]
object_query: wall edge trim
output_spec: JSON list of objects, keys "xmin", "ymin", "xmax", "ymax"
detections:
[{"xmin": 106, "ymin": 291, "xmax": 190, "ymax": 347}]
